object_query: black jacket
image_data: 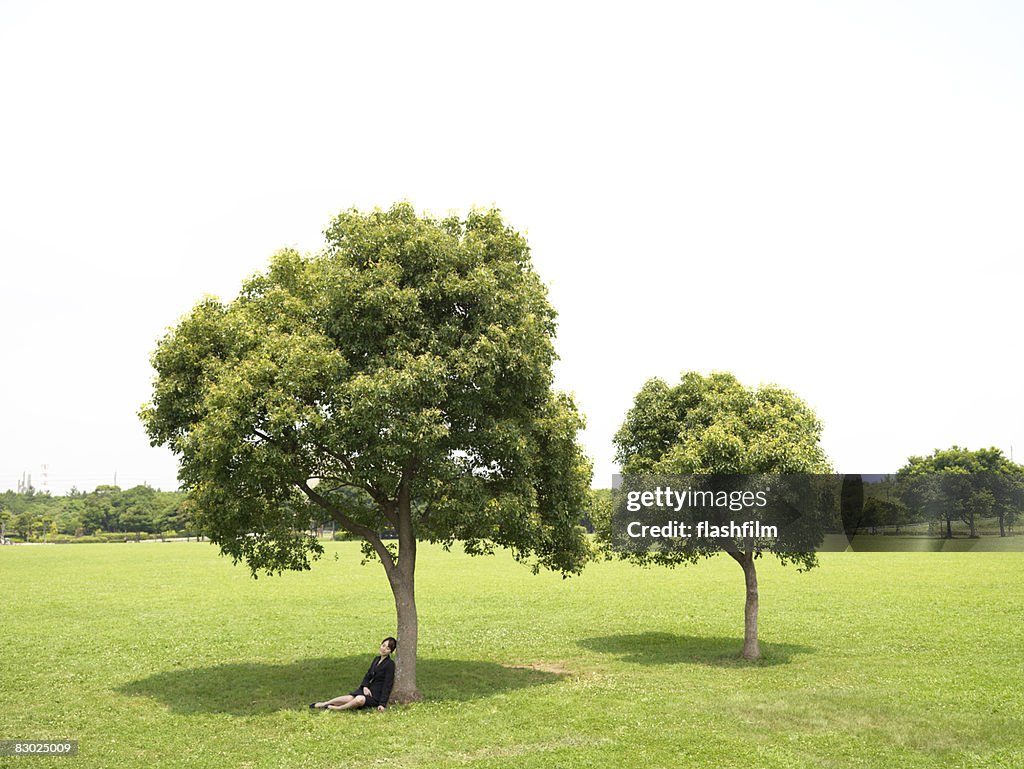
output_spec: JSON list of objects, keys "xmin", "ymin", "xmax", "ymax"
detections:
[{"xmin": 359, "ymin": 656, "xmax": 395, "ymax": 707}]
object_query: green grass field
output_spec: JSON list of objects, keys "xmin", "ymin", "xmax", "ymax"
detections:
[{"xmin": 2, "ymin": 541, "xmax": 1022, "ymax": 768}]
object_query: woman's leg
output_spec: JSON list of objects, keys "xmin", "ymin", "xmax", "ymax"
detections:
[
  {"xmin": 313, "ymin": 695, "xmax": 355, "ymax": 708},
  {"xmin": 327, "ymin": 695, "xmax": 366, "ymax": 711}
]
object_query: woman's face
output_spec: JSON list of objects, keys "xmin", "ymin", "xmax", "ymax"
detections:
[{"xmin": 379, "ymin": 640, "xmax": 392, "ymax": 656}]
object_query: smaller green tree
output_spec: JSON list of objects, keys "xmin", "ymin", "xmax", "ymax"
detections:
[
  {"xmin": 994, "ymin": 473, "xmax": 1024, "ymax": 537},
  {"xmin": 610, "ymin": 371, "xmax": 832, "ymax": 660},
  {"xmin": 852, "ymin": 476, "xmax": 913, "ymax": 534},
  {"xmin": 14, "ymin": 511, "xmax": 33, "ymax": 540},
  {"xmin": 119, "ymin": 485, "xmax": 159, "ymax": 533},
  {"xmin": 81, "ymin": 486, "xmax": 120, "ymax": 535}
]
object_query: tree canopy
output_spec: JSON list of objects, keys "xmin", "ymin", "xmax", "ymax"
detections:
[
  {"xmin": 615, "ymin": 372, "xmax": 830, "ymax": 477},
  {"xmin": 141, "ymin": 202, "xmax": 593, "ymax": 701}
]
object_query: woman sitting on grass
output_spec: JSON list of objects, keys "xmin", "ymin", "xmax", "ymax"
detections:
[{"xmin": 310, "ymin": 638, "xmax": 397, "ymax": 712}]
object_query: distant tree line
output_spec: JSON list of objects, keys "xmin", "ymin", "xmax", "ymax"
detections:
[
  {"xmin": 0, "ymin": 485, "xmax": 193, "ymax": 541},
  {"xmin": 857, "ymin": 447, "xmax": 1024, "ymax": 538}
]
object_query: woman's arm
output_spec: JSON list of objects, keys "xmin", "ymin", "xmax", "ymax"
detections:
[
  {"xmin": 359, "ymin": 659, "xmax": 374, "ymax": 691},
  {"xmin": 377, "ymin": 659, "xmax": 395, "ymax": 709}
]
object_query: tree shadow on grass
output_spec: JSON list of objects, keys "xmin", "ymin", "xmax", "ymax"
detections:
[
  {"xmin": 118, "ymin": 656, "xmax": 564, "ymax": 716},
  {"xmin": 578, "ymin": 633, "xmax": 815, "ymax": 667}
]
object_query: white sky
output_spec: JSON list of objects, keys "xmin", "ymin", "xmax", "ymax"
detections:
[{"xmin": 2, "ymin": 0, "xmax": 1022, "ymax": 494}]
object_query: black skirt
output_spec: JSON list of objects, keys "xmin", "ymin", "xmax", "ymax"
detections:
[{"xmin": 348, "ymin": 689, "xmax": 379, "ymax": 708}]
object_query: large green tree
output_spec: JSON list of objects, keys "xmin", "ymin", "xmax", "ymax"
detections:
[
  {"xmin": 141, "ymin": 203, "xmax": 593, "ymax": 702},
  {"xmin": 611, "ymin": 371, "xmax": 832, "ymax": 660}
]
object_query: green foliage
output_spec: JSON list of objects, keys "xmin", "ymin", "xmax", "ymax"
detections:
[
  {"xmin": 140, "ymin": 202, "xmax": 593, "ymax": 577},
  {"xmin": 0, "ymin": 486, "xmax": 190, "ymax": 539},
  {"xmin": 611, "ymin": 371, "xmax": 832, "ymax": 571},
  {"xmin": 897, "ymin": 446, "xmax": 1024, "ymax": 536},
  {"xmin": 615, "ymin": 372, "xmax": 830, "ymax": 475},
  {"xmin": 860, "ymin": 494, "xmax": 910, "ymax": 529}
]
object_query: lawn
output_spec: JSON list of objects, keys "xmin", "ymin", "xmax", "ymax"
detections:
[{"xmin": 2, "ymin": 541, "xmax": 1022, "ymax": 768}]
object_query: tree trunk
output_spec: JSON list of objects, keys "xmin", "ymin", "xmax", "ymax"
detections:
[
  {"xmin": 385, "ymin": 483, "xmax": 423, "ymax": 703},
  {"xmin": 301, "ymin": 478, "xmax": 424, "ymax": 703},
  {"xmin": 728, "ymin": 550, "xmax": 760, "ymax": 660},
  {"xmin": 740, "ymin": 553, "xmax": 760, "ymax": 660},
  {"xmin": 387, "ymin": 568, "xmax": 421, "ymax": 703},
  {"xmin": 945, "ymin": 515, "xmax": 953, "ymax": 538},
  {"xmin": 999, "ymin": 513, "xmax": 1006, "ymax": 538}
]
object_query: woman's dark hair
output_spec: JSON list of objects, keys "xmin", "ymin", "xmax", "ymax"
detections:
[{"xmin": 382, "ymin": 637, "xmax": 398, "ymax": 653}]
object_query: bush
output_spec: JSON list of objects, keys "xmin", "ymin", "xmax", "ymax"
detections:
[{"xmin": 91, "ymin": 531, "xmax": 155, "ymax": 542}]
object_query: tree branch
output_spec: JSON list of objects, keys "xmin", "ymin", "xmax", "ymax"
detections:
[
  {"xmin": 297, "ymin": 479, "xmax": 395, "ymax": 573},
  {"xmin": 251, "ymin": 427, "xmax": 386, "ymax": 511},
  {"xmin": 309, "ymin": 439, "xmax": 387, "ymax": 504}
]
